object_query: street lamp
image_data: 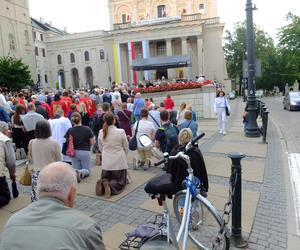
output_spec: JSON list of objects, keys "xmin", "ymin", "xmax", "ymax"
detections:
[{"xmin": 245, "ymin": 0, "xmax": 260, "ymax": 138}]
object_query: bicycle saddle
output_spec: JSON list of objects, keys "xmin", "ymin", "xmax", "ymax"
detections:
[{"xmin": 144, "ymin": 173, "xmax": 173, "ymax": 196}]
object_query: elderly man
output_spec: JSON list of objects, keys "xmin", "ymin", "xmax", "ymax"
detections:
[
  {"xmin": 0, "ymin": 162, "xmax": 105, "ymax": 250},
  {"xmin": 0, "ymin": 122, "xmax": 18, "ymax": 208}
]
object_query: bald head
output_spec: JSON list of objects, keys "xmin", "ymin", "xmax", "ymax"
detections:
[{"xmin": 37, "ymin": 162, "xmax": 77, "ymax": 207}]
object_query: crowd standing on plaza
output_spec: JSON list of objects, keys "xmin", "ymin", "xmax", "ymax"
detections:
[{"xmin": 0, "ymin": 83, "xmax": 227, "ymax": 248}]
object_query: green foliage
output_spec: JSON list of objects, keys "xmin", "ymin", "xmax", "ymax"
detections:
[
  {"xmin": 224, "ymin": 22, "xmax": 278, "ymax": 90},
  {"xmin": 277, "ymin": 13, "xmax": 300, "ymax": 87},
  {"xmin": 0, "ymin": 56, "xmax": 33, "ymax": 91}
]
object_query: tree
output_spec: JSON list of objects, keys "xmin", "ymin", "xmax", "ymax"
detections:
[
  {"xmin": 277, "ymin": 13, "xmax": 300, "ymax": 87},
  {"xmin": 224, "ymin": 22, "xmax": 278, "ymax": 90},
  {"xmin": 0, "ymin": 56, "xmax": 33, "ymax": 91}
]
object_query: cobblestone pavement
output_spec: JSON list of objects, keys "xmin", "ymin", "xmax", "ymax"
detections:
[{"xmin": 11, "ymin": 97, "xmax": 290, "ymax": 249}]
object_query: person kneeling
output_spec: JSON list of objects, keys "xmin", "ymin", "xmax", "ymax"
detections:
[{"xmin": 97, "ymin": 112, "xmax": 129, "ymax": 198}]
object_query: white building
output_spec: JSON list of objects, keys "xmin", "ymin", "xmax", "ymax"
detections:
[{"xmin": 0, "ymin": 0, "xmax": 35, "ymax": 78}]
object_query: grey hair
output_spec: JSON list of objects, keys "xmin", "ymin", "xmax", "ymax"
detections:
[
  {"xmin": 37, "ymin": 162, "xmax": 77, "ymax": 200},
  {"xmin": 55, "ymin": 108, "xmax": 64, "ymax": 116},
  {"xmin": 0, "ymin": 121, "xmax": 8, "ymax": 132}
]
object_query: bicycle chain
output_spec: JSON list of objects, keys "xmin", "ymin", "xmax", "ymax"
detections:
[{"xmin": 212, "ymin": 168, "xmax": 238, "ymax": 249}]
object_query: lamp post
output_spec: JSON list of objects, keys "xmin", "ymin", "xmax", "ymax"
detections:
[{"xmin": 245, "ymin": 0, "xmax": 260, "ymax": 137}]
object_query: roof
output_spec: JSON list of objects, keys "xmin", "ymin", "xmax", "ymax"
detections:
[
  {"xmin": 31, "ymin": 18, "xmax": 68, "ymax": 35},
  {"xmin": 131, "ymin": 55, "xmax": 191, "ymax": 71}
]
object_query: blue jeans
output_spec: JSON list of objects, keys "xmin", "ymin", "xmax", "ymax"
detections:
[{"xmin": 71, "ymin": 150, "xmax": 91, "ymax": 178}]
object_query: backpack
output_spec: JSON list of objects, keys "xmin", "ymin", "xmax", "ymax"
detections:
[{"xmin": 163, "ymin": 124, "xmax": 179, "ymax": 153}]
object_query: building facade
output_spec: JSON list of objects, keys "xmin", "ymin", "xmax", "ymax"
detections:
[
  {"xmin": 0, "ymin": 0, "xmax": 229, "ymax": 91},
  {"xmin": 0, "ymin": 0, "xmax": 36, "ymax": 78}
]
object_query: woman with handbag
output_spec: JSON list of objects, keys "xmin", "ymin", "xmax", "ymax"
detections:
[
  {"xmin": 28, "ymin": 120, "xmax": 61, "ymax": 202},
  {"xmin": 214, "ymin": 90, "xmax": 230, "ymax": 135},
  {"xmin": 117, "ymin": 103, "xmax": 132, "ymax": 139},
  {"xmin": 132, "ymin": 109, "xmax": 155, "ymax": 169},
  {"xmin": 97, "ymin": 112, "xmax": 129, "ymax": 198},
  {"xmin": 64, "ymin": 112, "xmax": 95, "ymax": 182}
]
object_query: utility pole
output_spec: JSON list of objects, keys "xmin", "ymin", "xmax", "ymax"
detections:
[{"xmin": 245, "ymin": 0, "xmax": 260, "ymax": 137}]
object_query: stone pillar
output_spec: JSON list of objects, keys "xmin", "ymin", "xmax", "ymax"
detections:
[
  {"xmin": 181, "ymin": 37, "xmax": 190, "ymax": 80},
  {"xmin": 197, "ymin": 35, "xmax": 204, "ymax": 77},
  {"xmin": 202, "ymin": 84, "xmax": 216, "ymax": 119},
  {"xmin": 166, "ymin": 38, "xmax": 175, "ymax": 80}
]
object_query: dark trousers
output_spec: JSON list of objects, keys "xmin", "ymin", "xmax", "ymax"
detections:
[
  {"xmin": 12, "ymin": 127, "xmax": 28, "ymax": 152},
  {"xmin": 0, "ymin": 176, "xmax": 11, "ymax": 208}
]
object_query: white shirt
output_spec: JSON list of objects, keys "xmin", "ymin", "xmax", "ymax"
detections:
[
  {"xmin": 214, "ymin": 97, "xmax": 230, "ymax": 113},
  {"xmin": 21, "ymin": 111, "xmax": 44, "ymax": 132},
  {"xmin": 148, "ymin": 110, "xmax": 161, "ymax": 130},
  {"xmin": 133, "ymin": 119, "xmax": 155, "ymax": 148},
  {"xmin": 49, "ymin": 116, "xmax": 72, "ymax": 162}
]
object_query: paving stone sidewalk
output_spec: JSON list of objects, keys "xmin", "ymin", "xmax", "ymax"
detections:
[{"xmin": 0, "ymin": 97, "xmax": 289, "ymax": 250}]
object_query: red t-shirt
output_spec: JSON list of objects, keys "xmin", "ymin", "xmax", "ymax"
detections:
[
  {"xmin": 51, "ymin": 100, "xmax": 68, "ymax": 117},
  {"xmin": 164, "ymin": 97, "xmax": 174, "ymax": 110},
  {"xmin": 80, "ymin": 97, "xmax": 96, "ymax": 117}
]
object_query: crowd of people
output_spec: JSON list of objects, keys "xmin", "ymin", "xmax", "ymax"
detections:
[{"xmin": 0, "ymin": 84, "xmax": 230, "ymax": 249}]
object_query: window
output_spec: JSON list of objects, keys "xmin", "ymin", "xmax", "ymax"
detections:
[
  {"xmin": 157, "ymin": 5, "xmax": 166, "ymax": 18},
  {"xmin": 37, "ymin": 74, "xmax": 41, "ymax": 83},
  {"xmin": 35, "ymin": 46, "xmax": 39, "ymax": 56},
  {"xmin": 199, "ymin": 3, "xmax": 205, "ymax": 14},
  {"xmin": 121, "ymin": 14, "xmax": 127, "ymax": 24},
  {"xmin": 100, "ymin": 49, "xmax": 105, "ymax": 60},
  {"xmin": 40, "ymin": 34, "xmax": 44, "ymax": 41},
  {"xmin": 156, "ymin": 41, "xmax": 166, "ymax": 56},
  {"xmin": 42, "ymin": 48, "xmax": 46, "ymax": 57},
  {"xmin": 44, "ymin": 74, "xmax": 48, "ymax": 83},
  {"xmin": 70, "ymin": 53, "xmax": 75, "ymax": 63},
  {"xmin": 9, "ymin": 33, "xmax": 16, "ymax": 51},
  {"xmin": 24, "ymin": 30, "xmax": 30, "ymax": 44},
  {"xmin": 84, "ymin": 51, "xmax": 90, "ymax": 61},
  {"xmin": 57, "ymin": 54, "xmax": 62, "ymax": 64},
  {"xmin": 33, "ymin": 31, "xmax": 36, "ymax": 40}
]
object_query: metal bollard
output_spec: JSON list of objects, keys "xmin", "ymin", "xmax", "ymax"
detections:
[
  {"xmin": 228, "ymin": 152, "xmax": 248, "ymax": 248},
  {"xmin": 262, "ymin": 111, "xmax": 269, "ymax": 143}
]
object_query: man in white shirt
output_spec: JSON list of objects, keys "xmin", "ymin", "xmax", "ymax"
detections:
[
  {"xmin": 148, "ymin": 106, "xmax": 161, "ymax": 130},
  {"xmin": 49, "ymin": 109, "xmax": 72, "ymax": 163}
]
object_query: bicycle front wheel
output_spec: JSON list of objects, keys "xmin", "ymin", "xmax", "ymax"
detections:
[{"xmin": 173, "ymin": 191, "xmax": 230, "ymax": 250}]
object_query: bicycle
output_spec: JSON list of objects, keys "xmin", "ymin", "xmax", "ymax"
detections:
[{"xmin": 139, "ymin": 133, "xmax": 230, "ymax": 250}]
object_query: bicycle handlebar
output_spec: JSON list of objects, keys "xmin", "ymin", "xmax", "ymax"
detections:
[{"xmin": 154, "ymin": 133, "xmax": 205, "ymax": 167}]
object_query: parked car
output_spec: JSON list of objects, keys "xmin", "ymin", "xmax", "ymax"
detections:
[{"xmin": 283, "ymin": 92, "xmax": 300, "ymax": 111}]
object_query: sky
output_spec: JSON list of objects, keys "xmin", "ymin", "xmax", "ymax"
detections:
[{"xmin": 28, "ymin": 0, "xmax": 300, "ymax": 40}]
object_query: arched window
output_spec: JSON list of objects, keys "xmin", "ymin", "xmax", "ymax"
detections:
[
  {"xmin": 9, "ymin": 33, "xmax": 16, "ymax": 51},
  {"xmin": 57, "ymin": 54, "xmax": 62, "ymax": 65},
  {"xmin": 157, "ymin": 5, "xmax": 166, "ymax": 18},
  {"xmin": 70, "ymin": 53, "xmax": 75, "ymax": 63},
  {"xmin": 100, "ymin": 49, "xmax": 105, "ymax": 60},
  {"xmin": 84, "ymin": 51, "xmax": 90, "ymax": 61}
]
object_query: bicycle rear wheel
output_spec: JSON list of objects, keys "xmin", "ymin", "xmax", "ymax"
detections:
[{"xmin": 173, "ymin": 191, "xmax": 230, "ymax": 250}]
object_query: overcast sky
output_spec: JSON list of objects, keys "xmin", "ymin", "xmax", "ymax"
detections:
[{"xmin": 28, "ymin": 0, "xmax": 300, "ymax": 40}]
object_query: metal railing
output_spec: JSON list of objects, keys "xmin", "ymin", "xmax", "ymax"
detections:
[{"xmin": 113, "ymin": 15, "xmax": 220, "ymax": 30}]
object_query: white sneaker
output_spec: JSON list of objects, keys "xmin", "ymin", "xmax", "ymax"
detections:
[
  {"xmin": 219, "ymin": 130, "xmax": 223, "ymax": 134},
  {"xmin": 15, "ymin": 149, "xmax": 21, "ymax": 160},
  {"xmin": 20, "ymin": 148, "xmax": 27, "ymax": 159},
  {"xmin": 222, "ymin": 131, "xmax": 226, "ymax": 135}
]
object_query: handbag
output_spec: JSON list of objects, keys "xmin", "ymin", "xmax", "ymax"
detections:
[
  {"xmin": 225, "ymin": 99, "xmax": 230, "ymax": 116},
  {"xmin": 129, "ymin": 120, "xmax": 139, "ymax": 151},
  {"xmin": 66, "ymin": 134, "xmax": 76, "ymax": 157},
  {"xmin": 19, "ymin": 161, "xmax": 32, "ymax": 186}
]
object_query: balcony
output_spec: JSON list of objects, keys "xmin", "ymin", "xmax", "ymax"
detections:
[{"xmin": 113, "ymin": 14, "xmax": 220, "ymax": 31}]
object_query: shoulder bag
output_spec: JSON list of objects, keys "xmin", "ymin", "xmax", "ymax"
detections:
[
  {"xmin": 66, "ymin": 134, "xmax": 76, "ymax": 157},
  {"xmin": 225, "ymin": 98, "xmax": 230, "ymax": 116},
  {"xmin": 129, "ymin": 120, "xmax": 139, "ymax": 151}
]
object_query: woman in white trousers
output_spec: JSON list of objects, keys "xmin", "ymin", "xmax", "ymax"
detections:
[{"xmin": 214, "ymin": 90, "xmax": 230, "ymax": 135}]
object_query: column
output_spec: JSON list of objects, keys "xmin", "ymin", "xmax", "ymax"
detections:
[
  {"xmin": 113, "ymin": 42, "xmax": 122, "ymax": 84},
  {"xmin": 142, "ymin": 40, "xmax": 150, "ymax": 80},
  {"xmin": 166, "ymin": 38, "xmax": 175, "ymax": 80},
  {"xmin": 181, "ymin": 37, "xmax": 190, "ymax": 80},
  {"xmin": 197, "ymin": 35, "xmax": 204, "ymax": 78}
]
